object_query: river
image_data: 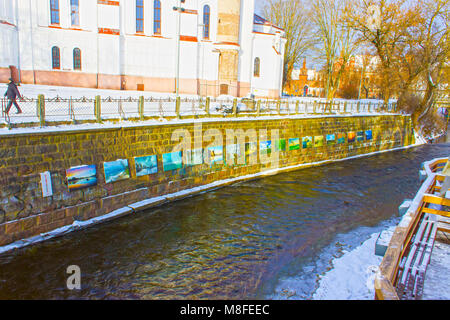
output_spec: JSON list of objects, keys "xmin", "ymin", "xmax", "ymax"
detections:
[{"xmin": 0, "ymin": 143, "xmax": 448, "ymax": 300}]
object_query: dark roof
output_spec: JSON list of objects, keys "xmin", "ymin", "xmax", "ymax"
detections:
[{"xmin": 253, "ymin": 14, "xmax": 284, "ymax": 31}]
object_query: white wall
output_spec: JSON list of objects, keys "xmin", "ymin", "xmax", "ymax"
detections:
[
  {"xmin": 238, "ymin": 0, "xmax": 255, "ymax": 85},
  {"xmin": 251, "ymin": 32, "xmax": 284, "ymax": 94},
  {"xmin": 4, "ymin": 0, "xmax": 284, "ymax": 95}
]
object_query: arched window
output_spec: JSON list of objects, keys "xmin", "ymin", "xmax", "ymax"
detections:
[
  {"xmin": 50, "ymin": 0, "xmax": 60, "ymax": 25},
  {"xmin": 254, "ymin": 57, "xmax": 260, "ymax": 77},
  {"xmin": 154, "ymin": 0, "xmax": 161, "ymax": 35},
  {"xmin": 52, "ymin": 46, "xmax": 60, "ymax": 70},
  {"xmin": 136, "ymin": 0, "xmax": 144, "ymax": 33},
  {"xmin": 70, "ymin": 0, "xmax": 80, "ymax": 26},
  {"xmin": 73, "ymin": 48, "xmax": 82, "ymax": 70},
  {"xmin": 203, "ymin": 5, "xmax": 210, "ymax": 40}
]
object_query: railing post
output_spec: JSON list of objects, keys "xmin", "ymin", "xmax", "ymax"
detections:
[
  {"xmin": 313, "ymin": 101, "xmax": 317, "ymax": 114},
  {"xmin": 38, "ymin": 94, "xmax": 45, "ymax": 127},
  {"xmin": 176, "ymin": 96, "xmax": 181, "ymax": 119},
  {"xmin": 305, "ymin": 101, "xmax": 308, "ymax": 114},
  {"xmin": 277, "ymin": 100, "xmax": 281, "ymax": 115},
  {"xmin": 368, "ymin": 102, "xmax": 371, "ymax": 113},
  {"xmin": 139, "ymin": 96, "xmax": 144, "ymax": 121},
  {"xmin": 344, "ymin": 101, "xmax": 347, "ymax": 113},
  {"xmin": 232, "ymin": 98, "xmax": 238, "ymax": 117},
  {"xmin": 205, "ymin": 97, "xmax": 210, "ymax": 116},
  {"xmin": 95, "ymin": 95, "xmax": 102, "ymax": 123},
  {"xmin": 256, "ymin": 100, "xmax": 261, "ymax": 117},
  {"xmin": 357, "ymin": 101, "xmax": 361, "ymax": 113},
  {"xmin": 295, "ymin": 100, "xmax": 299, "ymax": 114}
]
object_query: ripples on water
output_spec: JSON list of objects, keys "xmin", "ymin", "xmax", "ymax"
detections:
[{"xmin": 0, "ymin": 144, "xmax": 449, "ymax": 300}]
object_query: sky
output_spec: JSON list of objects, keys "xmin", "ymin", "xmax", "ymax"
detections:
[{"xmin": 255, "ymin": 0, "xmax": 266, "ymax": 15}]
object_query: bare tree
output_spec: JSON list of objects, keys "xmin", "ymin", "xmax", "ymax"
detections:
[
  {"xmin": 415, "ymin": 0, "xmax": 450, "ymax": 125},
  {"xmin": 311, "ymin": 0, "xmax": 358, "ymax": 101},
  {"xmin": 345, "ymin": 0, "xmax": 422, "ymax": 103},
  {"xmin": 263, "ymin": 0, "xmax": 314, "ymax": 89}
]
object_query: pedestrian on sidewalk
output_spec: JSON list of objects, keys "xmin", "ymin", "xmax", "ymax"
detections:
[{"xmin": 4, "ymin": 78, "xmax": 22, "ymax": 114}]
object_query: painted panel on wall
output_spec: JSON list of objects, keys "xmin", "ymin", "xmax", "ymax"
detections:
[
  {"xmin": 357, "ymin": 131, "xmax": 364, "ymax": 142},
  {"xmin": 135, "ymin": 155, "xmax": 158, "ymax": 177},
  {"xmin": 275, "ymin": 139, "xmax": 286, "ymax": 152},
  {"xmin": 337, "ymin": 133, "xmax": 346, "ymax": 144},
  {"xmin": 314, "ymin": 136, "xmax": 324, "ymax": 147},
  {"xmin": 326, "ymin": 134, "xmax": 336, "ymax": 145},
  {"xmin": 163, "ymin": 151, "xmax": 183, "ymax": 171},
  {"xmin": 260, "ymin": 140, "xmax": 272, "ymax": 155},
  {"xmin": 348, "ymin": 132, "xmax": 356, "ymax": 143},
  {"xmin": 186, "ymin": 148, "xmax": 203, "ymax": 166},
  {"xmin": 104, "ymin": 159, "xmax": 131, "ymax": 183},
  {"xmin": 302, "ymin": 136, "xmax": 312, "ymax": 149},
  {"xmin": 66, "ymin": 165, "xmax": 98, "ymax": 191},
  {"xmin": 289, "ymin": 138, "xmax": 300, "ymax": 150},
  {"xmin": 207, "ymin": 146, "xmax": 224, "ymax": 165}
]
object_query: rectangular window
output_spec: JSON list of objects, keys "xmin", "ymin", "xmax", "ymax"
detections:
[
  {"xmin": 136, "ymin": 0, "xmax": 144, "ymax": 33},
  {"xmin": 154, "ymin": 0, "xmax": 161, "ymax": 35},
  {"xmin": 52, "ymin": 46, "xmax": 61, "ymax": 70},
  {"xmin": 50, "ymin": 0, "xmax": 60, "ymax": 25},
  {"xmin": 71, "ymin": 0, "xmax": 80, "ymax": 26}
]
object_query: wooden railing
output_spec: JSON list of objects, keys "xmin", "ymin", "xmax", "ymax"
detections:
[{"xmin": 374, "ymin": 157, "xmax": 449, "ymax": 300}]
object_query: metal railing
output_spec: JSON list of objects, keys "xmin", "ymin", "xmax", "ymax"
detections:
[
  {"xmin": 374, "ymin": 157, "xmax": 450, "ymax": 300},
  {"xmin": 0, "ymin": 95, "xmax": 398, "ymax": 128}
]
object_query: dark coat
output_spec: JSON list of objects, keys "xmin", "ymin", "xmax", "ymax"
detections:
[{"xmin": 4, "ymin": 82, "xmax": 21, "ymax": 100}]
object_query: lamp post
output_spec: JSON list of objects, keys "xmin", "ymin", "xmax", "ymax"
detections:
[{"xmin": 173, "ymin": 0, "xmax": 185, "ymax": 97}]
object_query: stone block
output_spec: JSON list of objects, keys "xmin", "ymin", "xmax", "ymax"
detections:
[
  {"xmin": 398, "ymin": 199, "xmax": 412, "ymax": 216},
  {"xmin": 375, "ymin": 226, "xmax": 396, "ymax": 257}
]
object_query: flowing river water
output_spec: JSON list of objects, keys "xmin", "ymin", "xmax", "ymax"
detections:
[{"xmin": 0, "ymin": 143, "xmax": 449, "ymax": 300}]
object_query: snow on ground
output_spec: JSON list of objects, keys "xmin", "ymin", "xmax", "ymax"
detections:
[
  {"xmin": 0, "ymin": 83, "xmax": 200, "ymax": 99},
  {"xmin": 422, "ymin": 236, "xmax": 450, "ymax": 300},
  {"xmin": 0, "ymin": 84, "xmax": 397, "ymax": 127},
  {"xmin": 269, "ymin": 217, "xmax": 400, "ymax": 300},
  {"xmin": 312, "ymin": 231, "xmax": 383, "ymax": 300}
]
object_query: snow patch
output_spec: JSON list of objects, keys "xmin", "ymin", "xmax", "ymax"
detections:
[{"xmin": 312, "ymin": 232, "xmax": 383, "ymax": 300}]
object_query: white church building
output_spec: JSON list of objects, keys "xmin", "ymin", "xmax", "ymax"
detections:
[{"xmin": 0, "ymin": 0, "xmax": 286, "ymax": 98}]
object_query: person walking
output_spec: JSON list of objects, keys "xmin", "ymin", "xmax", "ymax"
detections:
[{"xmin": 4, "ymin": 78, "xmax": 22, "ymax": 114}]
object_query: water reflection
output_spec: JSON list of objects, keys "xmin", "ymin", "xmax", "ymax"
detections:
[{"xmin": 0, "ymin": 144, "xmax": 448, "ymax": 299}]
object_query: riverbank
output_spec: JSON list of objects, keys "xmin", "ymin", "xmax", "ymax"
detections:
[{"xmin": 0, "ymin": 143, "xmax": 448, "ymax": 300}]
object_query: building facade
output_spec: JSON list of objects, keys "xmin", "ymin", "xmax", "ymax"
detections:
[
  {"xmin": 0, "ymin": 0, "xmax": 286, "ymax": 98},
  {"xmin": 284, "ymin": 59, "xmax": 325, "ymax": 98}
]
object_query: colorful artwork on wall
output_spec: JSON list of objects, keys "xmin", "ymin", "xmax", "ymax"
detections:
[
  {"xmin": 365, "ymin": 130, "xmax": 373, "ymax": 140},
  {"xmin": 186, "ymin": 148, "xmax": 203, "ymax": 166},
  {"xmin": 208, "ymin": 146, "xmax": 224, "ymax": 165},
  {"xmin": 226, "ymin": 144, "xmax": 242, "ymax": 164},
  {"xmin": 289, "ymin": 138, "xmax": 300, "ymax": 150},
  {"xmin": 357, "ymin": 131, "xmax": 364, "ymax": 142},
  {"xmin": 337, "ymin": 133, "xmax": 346, "ymax": 144},
  {"xmin": 134, "ymin": 155, "xmax": 158, "ymax": 177},
  {"xmin": 66, "ymin": 165, "xmax": 97, "ymax": 191},
  {"xmin": 104, "ymin": 159, "xmax": 131, "ymax": 183},
  {"xmin": 314, "ymin": 135, "xmax": 324, "ymax": 147},
  {"xmin": 326, "ymin": 134, "xmax": 336, "ymax": 145},
  {"xmin": 162, "ymin": 151, "xmax": 183, "ymax": 171},
  {"xmin": 245, "ymin": 142, "xmax": 258, "ymax": 157},
  {"xmin": 260, "ymin": 140, "xmax": 272, "ymax": 155},
  {"xmin": 348, "ymin": 132, "xmax": 356, "ymax": 143},
  {"xmin": 275, "ymin": 139, "xmax": 286, "ymax": 152},
  {"xmin": 302, "ymin": 136, "xmax": 312, "ymax": 149}
]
